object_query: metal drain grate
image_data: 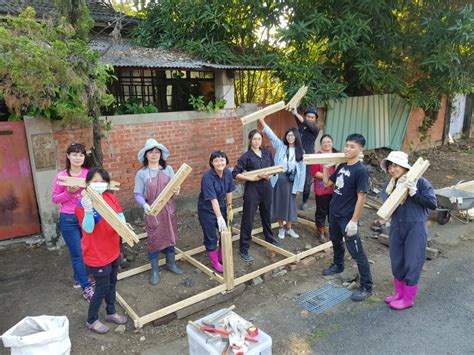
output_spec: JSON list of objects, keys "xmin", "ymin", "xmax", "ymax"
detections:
[{"xmin": 296, "ymin": 283, "xmax": 352, "ymax": 314}]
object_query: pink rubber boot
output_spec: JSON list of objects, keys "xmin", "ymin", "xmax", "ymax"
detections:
[
  {"xmin": 384, "ymin": 278, "xmax": 405, "ymax": 303},
  {"xmin": 390, "ymin": 285, "xmax": 418, "ymax": 310},
  {"xmin": 217, "ymin": 246, "xmax": 223, "ymax": 264},
  {"xmin": 207, "ymin": 251, "xmax": 224, "ymax": 273}
]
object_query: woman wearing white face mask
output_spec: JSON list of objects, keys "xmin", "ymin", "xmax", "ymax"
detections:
[
  {"xmin": 75, "ymin": 168, "xmax": 128, "ymax": 334},
  {"xmin": 51, "ymin": 143, "xmax": 94, "ymax": 301}
]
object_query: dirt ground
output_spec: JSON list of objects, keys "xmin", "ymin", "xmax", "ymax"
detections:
[{"xmin": 0, "ymin": 139, "xmax": 473, "ymax": 354}]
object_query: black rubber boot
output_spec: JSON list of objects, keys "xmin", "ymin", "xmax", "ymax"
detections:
[
  {"xmin": 165, "ymin": 252, "xmax": 183, "ymax": 275},
  {"xmin": 150, "ymin": 257, "xmax": 160, "ymax": 285}
]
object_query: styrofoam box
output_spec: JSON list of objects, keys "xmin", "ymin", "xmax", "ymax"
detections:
[{"xmin": 186, "ymin": 309, "xmax": 272, "ymax": 355}]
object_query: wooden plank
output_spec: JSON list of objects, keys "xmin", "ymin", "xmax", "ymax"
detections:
[
  {"xmin": 303, "ymin": 153, "xmax": 364, "ymax": 165},
  {"xmin": 116, "ymin": 292, "xmax": 142, "ymax": 328},
  {"xmin": 294, "ymin": 241, "xmax": 332, "ymax": 262},
  {"xmin": 234, "ymin": 256, "xmax": 298, "ymax": 286},
  {"xmin": 286, "ymin": 85, "xmax": 309, "ymax": 110},
  {"xmin": 377, "ymin": 158, "xmax": 430, "ymax": 220},
  {"xmin": 86, "ymin": 187, "xmax": 139, "ymax": 246},
  {"xmin": 57, "ymin": 176, "xmax": 120, "ymax": 190},
  {"xmin": 221, "ymin": 231, "xmax": 235, "ymax": 290},
  {"xmin": 138, "ymin": 284, "xmax": 227, "ymax": 326},
  {"xmin": 240, "ymin": 101, "xmax": 286, "ymax": 125},
  {"xmin": 122, "ymin": 232, "xmax": 147, "ymax": 244},
  {"xmin": 175, "ymin": 247, "xmax": 224, "ymax": 284},
  {"xmin": 233, "ymin": 206, "xmax": 243, "ymax": 214},
  {"xmin": 297, "ymin": 217, "xmax": 314, "ymax": 228},
  {"xmin": 240, "ymin": 165, "xmax": 284, "ymax": 179},
  {"xmin": 150, "ymin": 163, "xmax": 192, "ymax": 216},
  {"xmin": 252, "ymin": 236, "xmax": 295, "ymax": 258}
]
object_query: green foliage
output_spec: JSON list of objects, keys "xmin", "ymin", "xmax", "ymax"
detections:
[
  {"xmin": 188, "ymin": 95, "xmax": 227, "ymax": 112},
  {"xmin": 114, "ymin": 99, "xmax": 159, "ymax": 115},
  {"xmin": 0, "ymin": 7, "xmax": 114, "ymax": 125},
  {"xmin": 134, "ymin": 0, "xmax": 473, "ymax": 111}
]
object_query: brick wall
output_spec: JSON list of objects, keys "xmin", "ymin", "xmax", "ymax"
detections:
[
  {"xmin": 402, "ymin": 96, "xmax": 447, "ymax": 152},
  {"xmin": 52, "ymin": 111, "xmax": 244, "ymax": 209}
]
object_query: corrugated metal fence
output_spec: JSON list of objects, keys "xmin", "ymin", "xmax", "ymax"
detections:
[{"xmin": 325, "ymin": 94, "xmax": 412, "ymax": 150}]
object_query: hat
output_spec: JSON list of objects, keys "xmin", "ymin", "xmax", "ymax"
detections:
[
  {"xmin": 380, "ymin": 151, "xmax": 411, "ymax": 173},
  {"xmin": 138, "ymin": 138, "xmax": 169, "ymax": 163},
  {"xmin": 304, "ymin": 107, "xmax": 318, "ymax": 118}
]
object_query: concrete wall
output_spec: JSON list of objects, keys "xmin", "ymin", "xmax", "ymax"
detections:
[{"xmin": 214, "ymin": 70, "xmax": 235, "ymax": 109}]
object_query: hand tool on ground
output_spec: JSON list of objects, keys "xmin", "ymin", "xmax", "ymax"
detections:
[
  {"xmin": 188, "ymin": 320, "xmax": 221, "ymax": 343},
  {"xmin": 247, "ymin": 325, "xmax": 258, "ymax": 337},
  {"xmin": 198, "ymin": 326, "xmax": 258, "ymax": 343},
  {"xmin": 202, "ymin": 305, "xmax": 236, "ymax": 327}
]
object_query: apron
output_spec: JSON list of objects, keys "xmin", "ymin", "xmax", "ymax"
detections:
[{"xmin": 144, "ymin": 169, "xmax": 179, "ymax": 253}]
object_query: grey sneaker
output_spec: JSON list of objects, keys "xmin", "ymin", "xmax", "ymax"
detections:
[
  {"xmin": 322, "ymin": 264, "xmax": 344, "ymax": 276},
  {"xmin": 351, "ymin": 287, "xmax": 372, "ymax": 301},
  {"xmin": 240, "ymin": 251, "xmax": 254, "ymax": 262}
]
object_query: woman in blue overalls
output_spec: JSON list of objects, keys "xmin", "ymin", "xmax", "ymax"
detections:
[
  {"xmin": 198, "ymin": 151, "xmax": 235, "ymax": 273},
  {"xmin": 380, "ymin": 151, "xmax": 437, "ymax": 310}
]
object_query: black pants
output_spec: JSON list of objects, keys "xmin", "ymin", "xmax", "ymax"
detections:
[
  {"xmin": 302, "ymin": 165, "xmax": 313, "ymax": 203},
  {"xmin": 240, "ymin": 181, "xmax": 276, "ymax": 253},
  {"xmin": 315, "ymin": 194, "xmax": 332, "ymax": 228},
  {"xmin": 87, "ymin": 257, "xmax": 120, "ymax": 324},
  {"xmin": 329, "ymin": 215, "xmax": 373, "ymax": 291}
]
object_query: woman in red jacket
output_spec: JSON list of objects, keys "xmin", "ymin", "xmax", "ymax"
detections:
[
  {"xmin": 76, "ymin": 168, "xmax": 127, "ymax": 334},
  {"xmin": 310, "ymin": 134, "xmax": 338, "ymax": 243}
]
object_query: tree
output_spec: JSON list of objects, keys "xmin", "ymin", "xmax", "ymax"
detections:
[
  {"xmin": 134, "ymin": 0, "xmax": 473, "ymax": 126},
  {"xmin": 0, "ymin": 6, "xmax": 114, "ymax": 166}
]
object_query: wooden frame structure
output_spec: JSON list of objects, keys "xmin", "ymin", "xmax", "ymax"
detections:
[{"xmin": 115, "ymin": 217, "xmax": 332, "ymax": 328}]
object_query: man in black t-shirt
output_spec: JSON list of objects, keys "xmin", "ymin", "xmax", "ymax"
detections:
[
  {"xmin": 322, "ymin": 133, "xmax": 373, "ymax": 301},
  {"xmin": 293, "ymin": 107, "xmax": 320, "ymax": 210}
]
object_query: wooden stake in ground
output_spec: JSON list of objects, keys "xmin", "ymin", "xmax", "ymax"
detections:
[
  {"xmin": 221, "ymin": 231, "xmax": 235, "ymax": 290},
  {"xmin": 57, "ymin": 176, "xmax": 120, "ymax": 190},
  {"xmin": 376, "ymin": 157, "xmax": 430, "ymax": 220},
  {"xmin": 303, "ymin": 153, "xmax": 364, "ymax": 165},
  {"xmin": 240, "ymin": 165, "xmax": 284, "ymax": 180},
  {"xmin": 85, "ymin": 187, "xmax": 139, "ymax": 247},
  {"xmin": 149, "ymin": 163, "xmax": 192, "ymax": 216}
]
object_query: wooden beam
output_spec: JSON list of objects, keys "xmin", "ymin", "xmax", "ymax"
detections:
[
  {"xmin": 297, "ymin": 217, "xmax": 315, "ymax": 229},
  {"xmin": 221, "ymin": 231, "xmax": 235, "ymax": 290},
  {"xmin": 86, "ymin": 187, "xmax": 139, "ymax": 246},
  {"xmin": 116, "ymin": 292, "xmax": 142, "ymax": 328},
  {"xmin": 149, "ymin": 163, "xmax": 192, "ymax": 216},
  {"xmin": 138, "ymin": 284, "xmax": 227, "ymax": 327},
  {"xmin": 234, "ymin": 256, "xmax": 297, "ymax": 285},
  {"xmin": 240, "ymin": 165, "xmax": 284, "ymax": 179},
  {"xmin": 175, "ymin": 247, "xmax": 224, "ymax": 284},
  {"xmin": 57, "ymin": 176, "xmax": 120, "ymax": 190},
  {"xmin": 233, "ymin": 206, "xmax": 243, "ymax": 214},
  {"xmin": 240, "ymin": 101, "xmax": 286, "ymax": 125},
  {"xmin": 294, "ymin": 241, "xmax": 332, "ymax": 262},
  {"xmin": 252, "ymin": 236, "xmax": 295, "ymax": 258},
  {"xmin": 303, "ymin": 153, "xmax": 364, "ymax": 165},
  {"xmin": 286, "ymin": 85, "xmax": 308, "ymax": 110},
  {"xmin": 377, "ymin": 157, "xmax": 430, "ymax": 220}
]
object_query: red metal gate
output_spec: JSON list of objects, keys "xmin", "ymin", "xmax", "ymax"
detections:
[{"xmin": 0, "ymin": 122, "xmax": 41, "ymax": 240}]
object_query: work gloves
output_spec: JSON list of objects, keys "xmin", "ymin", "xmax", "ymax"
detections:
[
  {"xmin": 345, "ymin": 220, "xmax": 358, "ymax": 237},
  {"xmin": 406, "ymin": 179, "xmax": 418, "ymax": 196},
  {"xmin": 217, "ymin": 216, "xmax": 228, "ymax": 232},
  {"xmin": 143, "ymin": 203, "xmax": 152, "ymax": 215},
  {"xmin": 81, "ymin": 194, "xmax": 93, "ymax": 213}
]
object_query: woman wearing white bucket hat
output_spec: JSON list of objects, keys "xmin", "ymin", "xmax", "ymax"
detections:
[
  {"xmin": 380, "ymin": 151, "xmax": 437, "ymax": 310},
  {"xmin": 134, "ymin": 138, "xmax": 183, "ymax": 285}
]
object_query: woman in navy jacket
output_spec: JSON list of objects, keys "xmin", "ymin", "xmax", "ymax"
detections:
[{"xmin": 380, "ymin": 151, "xmax": 437, "ymax": 310}]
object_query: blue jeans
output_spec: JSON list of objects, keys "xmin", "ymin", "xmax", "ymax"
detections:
[
  {"xmin": 148, "ymin": 246, "xmax": 175, "ymax": 261},
  {"xmin": 59, "ymin": 213, "xmax": 91, "ymax": 289}
]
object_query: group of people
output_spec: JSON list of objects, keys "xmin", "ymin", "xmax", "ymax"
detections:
[{"xmin": 52, "ymin": 107, "xmax": 437, "ymax": 334}]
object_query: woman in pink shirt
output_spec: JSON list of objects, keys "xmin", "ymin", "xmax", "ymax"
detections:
[
  {"xmin": 310, "ymin": 134, "xmax": 338, "ymax": 243},
  {"xmin": 52, "ymin": 143, "xmax": 94, "ymax": 301}
]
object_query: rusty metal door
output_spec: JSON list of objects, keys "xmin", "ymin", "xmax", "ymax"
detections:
[{"xmin": 0, "ymin": 122, "xmax": 41, "ymax": 240}]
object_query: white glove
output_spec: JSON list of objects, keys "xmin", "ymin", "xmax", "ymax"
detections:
[
  {"xmin": 143, "ymin": 203, "xmax": 152, "ymax": 215},
  {"xmin": 81, "ymin": 194, "xmax": 93, "ymax": 213},
  {"xmin": 396, "ymin": 174, "xmax": 407, "ymax": 187},
  {"xmin": 345, "ymin": 220, "xmax": 358, "ymax": 237},
  {"xmin": 173, "ymin": 187, "xmax": 180, "ymax": 195},
  {"xmin": 217, "ymin": 216, "xmax": 228, "ymax": 232},
  {"xmin": 406, "ymin": 179, "xmax": 417, "ymax": 197}
]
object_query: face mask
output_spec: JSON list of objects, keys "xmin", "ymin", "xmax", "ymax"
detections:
[{"xmin": 90, "ymin": 182, "xmax": 108, "ymax": 194}]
